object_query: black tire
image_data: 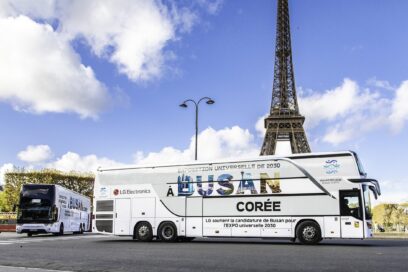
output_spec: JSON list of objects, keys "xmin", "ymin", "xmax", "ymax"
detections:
[
  {"xmin": 134, "ymin": 222, "xmax": 153, "ymax": 242},
  {"xmin": 80, "ymin": 224, "xmax": 84, "ymax": 234},
  {"xmin": 296, "ymin": 221, "xmax": 322, "ymax": 245},
  {"xmin": 59, "ymin": 223, "xmax": 64, "ymax": 236},
  {"xmin": 74, "ymin": 224, "xmax": 83, "ymax": 235},
  {"xmin": 27, "ymin": 233, "xmax": 33, "ymax": 237},
  {"xmin": 158, "ymin": 222, "xmax": 178, "ymax": 242}
]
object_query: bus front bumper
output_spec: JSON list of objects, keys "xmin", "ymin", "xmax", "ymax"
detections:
[{"xmin": 16, "ymin": 224, "xmax": 58, "ymax": 234}]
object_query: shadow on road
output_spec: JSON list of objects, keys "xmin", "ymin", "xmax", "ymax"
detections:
[{"xmin": 94, "ymin": 238, "xmax": 408, "ymax": 247}]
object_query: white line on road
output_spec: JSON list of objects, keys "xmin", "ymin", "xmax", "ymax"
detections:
[
  {"xmin": 0, "ymin": 235, "xmax": 105, "ymax": 246},
  {"xmin": 0, "ymin": 265, "xmax": 73, "ymax": 272}
]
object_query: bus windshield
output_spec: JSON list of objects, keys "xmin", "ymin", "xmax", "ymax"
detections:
[
  {"xmin": 362, "ymin": 185, "xmax": 372, "ymax": 220},
  {"xmin": 17, "ymin": 185, "xmax": 55, "ymax": 223},
  {"xmin": 351, "ymin": 151, "xmax": 366, "ymax": 177}
]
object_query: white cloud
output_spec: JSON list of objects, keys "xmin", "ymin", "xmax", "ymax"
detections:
[
  {"xmin": 18, "ymin": 145, "xmax": 53, "ymax": 163},
  {"xmin": 197, "ymin": 0, "xmax": 224, "ymax": 15},
  {"xmin": 0, "ymin": 163, "xmax": 15, "ymax": 185},
  {"xmin": 2, "ymin": 0, "xmax": 209, "ymax": 82},
  {"xmin": 0, "ymin": 0, "xmax": 56, "ymax": 19},
  {"xmin": 299, "ymin": 79, "xmax": 361, "ymax": 129},
  {"xmin": 256, "ymin": 78, "xmax": 408, "ymax": 146},
  {"xmin": 47, "ymin": 125, "xmax": 260, "ymax": 173},
  {"xmin": 56, "ymin": 0, "xmax": 179, "ymax": 82},
  {"xmin": 0, "ymin": 16, "xmax": 109, "ymax": 118},
  {"xmin": 255, "ymin": 114, "xmax": 268, "ymax": 137},
  {"xmin": 0, "ymin": 0, "xmax": 219, "ymax": 117},
  {"xmin": 373, "ymin": 179, "xmax": 408, "ymax": 205},
  {"xmin": 134, "ymin": 126, "xmax": 259, "ymax": 165},
  {"xmin": 298, "ymin": 79, "xmax": 392, "ymax": 145},
  {"xmin": 47, "ymin": 152, "xmax": 124, "ymax": 173},
  {"xmin": 390, "ymin": 81, "xmax": 408, "ymax": 133},
  {"xmin": 366, "ymin": 77, "xmax": 395, "ymax": 91}
]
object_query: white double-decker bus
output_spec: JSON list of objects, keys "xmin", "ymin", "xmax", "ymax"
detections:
[
  {"xmin": 92, "ymin": 151, "xmax": 380, "ymax": 244},
  {"xmin": 16, "ymin": 184, "xmax": 91, "ymax": 237}
]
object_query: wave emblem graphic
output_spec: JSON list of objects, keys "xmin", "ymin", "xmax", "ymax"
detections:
[
  {"xmin": 325, "ymin": 160, "xmax": 338, "ymax": 164},
  {"xmin": 324, "ymin": 160, "xmax": 340, "ymax": 174}
]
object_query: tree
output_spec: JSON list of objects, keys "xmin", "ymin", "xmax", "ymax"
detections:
[
  {"xmin": 383, "ymin": 204, "xmax": 398, "ymax": 231},
  {"xmin": 392, "ymin": 207, "xmax": 405, "ymax": 232},
  {"xmin": 373, "ymin": 204, "xmax": 386, "ymax": 231},
  {"xmin": 2, "ymin": 168, "xmax": 94, "ymax": 212},
  {"xmin": 0, "ymin": 191, "xmax": 7, "ymax": 212}
]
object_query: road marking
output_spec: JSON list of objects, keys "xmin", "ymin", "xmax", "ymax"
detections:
[
  {"xmin": 0, "ymin": 235, "xmax": 105, "ymax": 246},
  {"xmin": 0, "ymin": 265, "xmax": 73, "ymax": 272}
]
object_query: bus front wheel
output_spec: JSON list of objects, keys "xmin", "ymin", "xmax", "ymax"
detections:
[{"xmin": 296, "ymin": 221, "xmax": 321, "ymax": 245}]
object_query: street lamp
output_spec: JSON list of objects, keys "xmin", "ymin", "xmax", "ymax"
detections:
[{"xmin": 179, "ymin": 97, "xmax": 215, "ymax": 160}]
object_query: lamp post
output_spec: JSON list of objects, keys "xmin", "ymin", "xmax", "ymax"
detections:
[{"xmin": 179, "ymin": 97, "xmax": 215, "ymax": 161}]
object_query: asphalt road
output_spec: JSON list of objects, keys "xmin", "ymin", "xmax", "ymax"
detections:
[{"xmin": 0, "ymin": 233, "xmax": 407, "ymax": 272}]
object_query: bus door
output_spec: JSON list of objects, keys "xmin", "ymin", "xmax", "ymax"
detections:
[
  {"xmin": 186, "ymin": 197, "xmax": 202, "ymax": 237},
  {"xmin": 339, "ymin": 190, "xmax": 364, "ymax": 238},
  {"xmin": 114, "ymin": 198, "xmax": 131, "ymax": 235}
]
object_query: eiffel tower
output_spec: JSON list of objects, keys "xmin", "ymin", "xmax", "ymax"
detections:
[{"xmin": 260, "ymin": 0, "xmax": 311, "ymax": 155}]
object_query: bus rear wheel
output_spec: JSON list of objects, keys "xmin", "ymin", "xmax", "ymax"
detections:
[
  {"xmin": 158, "ymin": 222, "xmax": 178, "ymax": 242},
  {"xmin": 74, "ymin": 224, "xmax": 83, "ymax": 235},
  {"xmin": 59, "ymin": 223, "xmax": 64, "ymax": 236},
  {"xmin": 296, "ymin": 221, "xmax": 321, "ymax": 245},
  {"xmin": 134, "ymin": 222, "xmax": 153, "ymax": 242}
]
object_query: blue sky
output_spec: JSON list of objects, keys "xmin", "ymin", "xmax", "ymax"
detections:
[{"xmin": 0, "ymin": 0, "xmax": 407, "ymax": 203}]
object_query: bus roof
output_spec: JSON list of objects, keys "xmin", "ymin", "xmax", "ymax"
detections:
[{"xmin": 97, "ymin": 151, "xmax": 355, "ymax": 172}]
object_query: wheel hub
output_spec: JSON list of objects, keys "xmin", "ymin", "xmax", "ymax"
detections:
[
  {"xmin": 302, "ymin": 226, "xmax": 316, "ymax": 241},
  {"xmin": 138, "ymin": 225, "xmax": 149, "ymax": 237},
  {"xmin": 163, "ymin": 227, "xmax": 173, "ymax": 239}
]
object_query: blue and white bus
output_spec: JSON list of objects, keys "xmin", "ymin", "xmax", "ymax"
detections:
[
  {"xmin": 92, "ymin": 151, "xmax": 380, "ymax": 245},
  {"xmin": 16, "ymin": 184, "xmax": 91, "ymax": 237}
]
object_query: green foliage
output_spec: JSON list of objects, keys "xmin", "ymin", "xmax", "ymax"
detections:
[
  {"xmin": 0, "ymin": 168, "xmax": 94, "ymax": 212},
  {"xmin": 373, "ymin": 203, "xmax": 408, "ymax": 232},
  {"xmin": 0, "ymin": 191, "xmax": 7, "ymax": 212}
]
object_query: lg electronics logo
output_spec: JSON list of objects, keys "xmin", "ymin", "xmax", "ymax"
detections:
[{"xmin": 113, "ymin": 188, "xmax": 150, "ymax": 196}]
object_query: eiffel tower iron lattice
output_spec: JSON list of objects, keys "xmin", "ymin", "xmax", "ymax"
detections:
[{"xmin": 260, "ymin": 0, "xmax": 311, "ymax": 155}]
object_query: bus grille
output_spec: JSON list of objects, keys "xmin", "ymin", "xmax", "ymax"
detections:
[
  {"xmin": 95, "ymin": 220, "xmax": 113, "ymax": 233},
  {"xmin": 96, "ymin": 200, "xmax": 114, "ymax": 212}
]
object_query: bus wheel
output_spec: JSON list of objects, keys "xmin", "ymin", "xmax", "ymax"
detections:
[
  {"xmin": 158, "ymin": 222, "xmax": 178, "ymax": 242},
  {"xmin": 74, "ymin": 224, "xmax": 83, "ymax": 235},
  {"xmin": 59, "ymin": 223, "xmax": 64, "ymax": 236},
  {"xmin": 296, "ymin": 221, "xmax": 321, "ymax": 245},
  {"xmin": 27, "ymin": 233, "xmax": 33, "ymax": 237},
  {"xmin": 134, "ymin": 222, "xmax": 153, "ymax": 242},
  {"xmin": 80, "ymin": 224, "xmax": 84, "ymax": 234}
]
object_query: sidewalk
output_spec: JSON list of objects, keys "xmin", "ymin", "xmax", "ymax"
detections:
[
  {"xmin": 373, "ymin": 233, "xmax": 408, "ymax": 239},
  {"xmin": 0, "ymin": 232, "xmax": 21, "ymax": 239}
]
